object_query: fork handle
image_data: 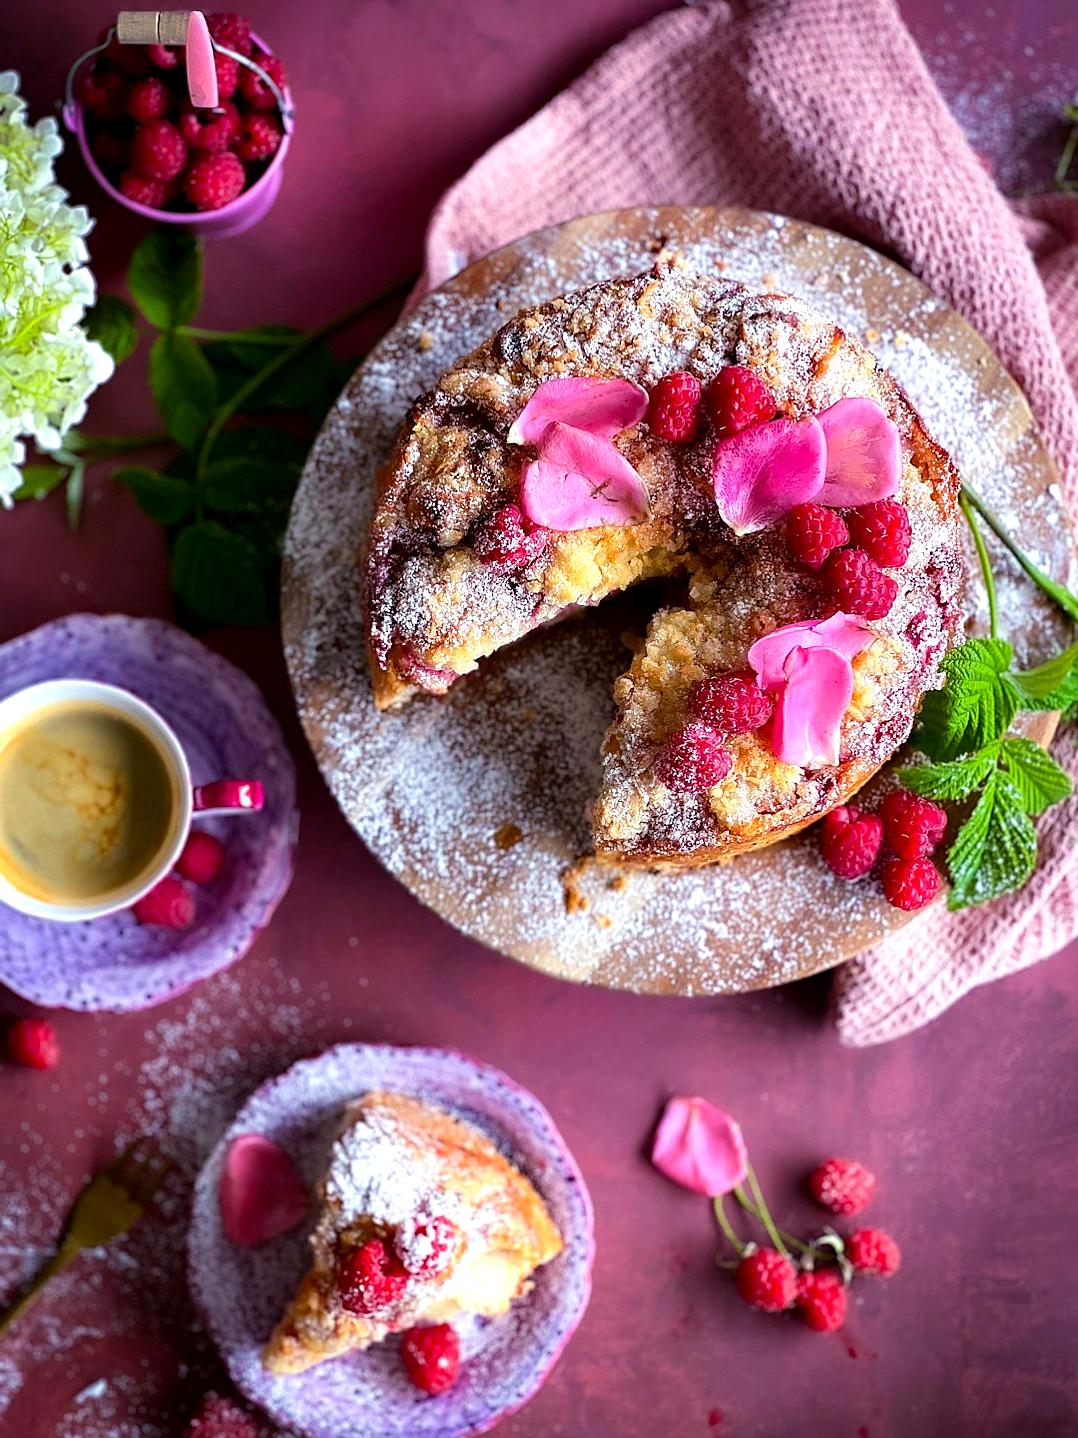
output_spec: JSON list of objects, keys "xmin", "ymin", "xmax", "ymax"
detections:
[{"xmin": 0, "ymin": 1232, "xmax": 83, "ymax": 1336}]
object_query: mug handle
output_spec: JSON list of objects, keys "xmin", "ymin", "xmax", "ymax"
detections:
[{"xmin": 192, "ymin": 780, "xmax": 265, "ymax": 816}]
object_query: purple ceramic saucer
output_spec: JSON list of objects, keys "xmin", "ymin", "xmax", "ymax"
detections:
[
  {"xmin": 0, "ymin": 615, "xmax": 297, "ymax": 1011},
  {"xmin": 188, "ymin": 1044, "xmax": 594, "ymax": 1438}
]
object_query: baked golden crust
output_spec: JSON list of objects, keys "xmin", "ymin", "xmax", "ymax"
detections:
[
  {"xmin": 364, "ymin": 264, "xmax": 963, "ymax": 866},
  {"xmin": 263, "ymin": 1092, "xmax": 563, "ymax": 1375}
]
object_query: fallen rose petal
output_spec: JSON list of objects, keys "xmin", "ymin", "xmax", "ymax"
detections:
[
  {"xmin": 520, "ymin": 421, "xmax": 649, "ymax": 530},
  {"xmin": 220, "ymin": 1133, "xmax": 309, "ymax": 1247},
  {"xmin": 507, "ymin": 376, "xmax": 648, "ymax": 446},
  {"xmin": 747, "ymin": 612, "xmax": 875, "ymax": 691},
  {"xmin": 817, "ymin": 397, "xmax": 901, "ymax": 507},
  {"xmin": 712, "ymin": 416, "xmax": 826, "ymax": 535},
  {"xmin": 651, "ymin": 1095, "xmax": 748, "ymax": 1196},
  {"xmin": 772, "ymin": 645, "xmax": 855, "ymax": 768}
]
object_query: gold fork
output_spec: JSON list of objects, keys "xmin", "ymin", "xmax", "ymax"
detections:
[{"xmin": 0, "ymin": 1137, "xmax": 173, "ymax": 1335}]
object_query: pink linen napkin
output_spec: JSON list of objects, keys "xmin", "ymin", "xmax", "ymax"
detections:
[{"xmin": 418, "ymin": 0, "xmax": 1078, "ymax": 1044}]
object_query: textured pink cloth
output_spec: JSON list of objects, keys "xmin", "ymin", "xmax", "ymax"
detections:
[{"xmin": 419, "ymin": 0, "xmax": 1078, "ymax": 1044}]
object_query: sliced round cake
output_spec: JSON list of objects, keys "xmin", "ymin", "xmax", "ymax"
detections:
[{"xmin": 365, "ymin": 262, "xmax": 963, "ymax": 868}]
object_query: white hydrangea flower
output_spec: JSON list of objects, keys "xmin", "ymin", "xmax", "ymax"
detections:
[{"xmin": 0, "ymin": 71, "xmax": 113, "ymax": 506}]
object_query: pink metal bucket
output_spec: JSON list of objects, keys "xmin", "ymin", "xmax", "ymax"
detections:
[{"xmin": 63, "ymin": 26, "xmax": 294, "ymax": 239}]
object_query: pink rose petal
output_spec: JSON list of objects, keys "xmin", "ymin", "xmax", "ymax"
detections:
[
  {"xmin": 747, "ymin": 612, "xmax": 875, "ymax": 691},
  {"xmin": 817, "ymin": 397, "xmax": 901, "ymax": 507},
  {"xmin": 219, "ymin": 1133, "xmax": 309, "ymax": 1247},
  {"xmin": 771, "ymin": 645, "xmax": 855, "ymax": 768},
  {"xmin": 712, "ymin": 416, "xmax": 826, "ymax": 535},
  {"xmin": 520, "ymin": 421, "xmax": 649, "ymax": 530},
  {"xmin": 507, "ymin": 376, "xmax": 648, "ymax": 446},
  {"xmin": 651, "ymin": 1095, "xmax": 748, "ymax": 1197}
]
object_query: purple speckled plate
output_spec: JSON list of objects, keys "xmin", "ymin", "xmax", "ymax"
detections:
[
  {"xmin": 188, "ymin": 1043, "xmax": 594, "ymax": 1438},
  {"xmin": 0, "ymin": 615, "xmax": 298, "ymax": 1011}
]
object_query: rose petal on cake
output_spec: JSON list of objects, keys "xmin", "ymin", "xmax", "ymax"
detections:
[
  {"xmin": 220, "ymin": 1133, "xmax": 309, "ymax": 1247},
  {"xmin": 817, "ymin": 397, "xmax": 901, "ymax": 507},
  {"xmin": 651, "ymin": 1095, "xmax": 748, "ymax": 1197},
  {"xmin": 520, "ymin": 422, "xmax": 649, "ymax": 530},
  {"xmin": 747, "ymin": 612, "xmax": 875, "ymax": 691},
  {"xmin": 711, "ymin": 416, "xmax": 826, "ymax": 535},
  {"xmin": 772, "ymin": 645, "xmax": 855, "ymax": 768},
  {"xmin": 507, "ymin": 377, "xmax": 648, "ymax": 446}
]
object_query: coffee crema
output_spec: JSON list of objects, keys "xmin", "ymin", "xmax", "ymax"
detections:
[{"xmin": 0, "ymin": 701, "xmax": 179, "ymax": 906}]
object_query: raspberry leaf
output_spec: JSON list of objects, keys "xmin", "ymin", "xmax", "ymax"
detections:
[
  {"xmin": 127, "ymin": 229, "xmax": 202, "ymax": 330},
  {"xmin": 149, "ymin": 334, "xmax": 218, "ymax": 449},
  {"xmin": 114, "ymin": 465, "xmax": 195, "ymax": 526},
  {"xmin": 1005, "ymin": 643, "xmax": 1078, "ymax": 712},
  {"xmin": 999, "ymin": 737, "xmax": 1073, "ymax": 814},
  {"xmin": 897, "ymin": 748, "xmax": 998, "ymax": 801},
  {"xmin": 172, "ymin": 521, "xmax": 268, "ymax": 626},
  {"xmin": 84, "ymin": 293, "xmax": 139, "ymax": 366},
  {"xmin": 914, "ymin": 638, "xmax": 1016, "ymax": 760},
  {"xmin": 946, "ymin": 771, "xmax": 1037, "ymax": 910}
]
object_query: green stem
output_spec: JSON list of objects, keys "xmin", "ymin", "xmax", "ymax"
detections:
[
  {"xmin": 959, "ymin": 490, "xmax": 998, "ymax": 639},
  {"xmin": 1055, "ymin": 114, "xmax": 1078, "ymax": 188},
  {"xmin": 962, "ymin": 484, "xmax": 1078, "ymax": 624},
  {"xmin": 196, "ymin": 274, "xmax": 415, "ymax": 480},
  {"xmin": 732, "ymin": 1190, "xmax": 811, "ymax": 1254},
  {"xmin": 739, "ymin": 1164, "xmax": 791, "ymax": 1259},
  {"xmin": 177, "ymin": 325, "xmax": 301, "ymax": 345},
  {"xmin": 67, "ymin": 432, "xmax": 170, "ymax": 457},
  {"xmin": 712, "ymin": 1195, "xmax": 747, "ymax": 1257}
]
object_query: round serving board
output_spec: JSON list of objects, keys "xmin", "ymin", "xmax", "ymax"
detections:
[{"xmin": 282, "ymin": 207, "xmax": 1072, "ymax": 996}]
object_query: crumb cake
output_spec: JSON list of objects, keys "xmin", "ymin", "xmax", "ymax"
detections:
[
  {"xmin": 365, "ymin": 262, "xmax": 963, "ymax": 868},
  {"xmin": 263, "ymin": 1091, "xmax": 563, "ymax": 1374}
]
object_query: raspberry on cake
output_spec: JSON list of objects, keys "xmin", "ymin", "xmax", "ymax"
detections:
[
  {"xmin": 262, "ymin": 1091, "xmax": 563, "ymax": 1375},
  {"xmin": 365, "ymin": 264, "xmax": 963, "ymax": 869}
]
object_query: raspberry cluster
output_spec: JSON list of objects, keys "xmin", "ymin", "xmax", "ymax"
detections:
[
  {"xmin": 646, "ymin": 364, "xmax": 775, "ymax": 445},
  {"xmin": 787, "ymin": 496, "xmax": 911, "ymax": 620},
  {"xmin": 77, "ymin": 14, "xmax": 286, "ymax": 213},
  {"xmin": 818, "ymin": 785, "xmax": 947, "ymax": 911},
  {"xmin": 654, "ymin": 671, "xmax": 774, "ymax": 795},
  {"xmin": 132, "ymin": 830, "xmax": 226, "ymax": 930}
]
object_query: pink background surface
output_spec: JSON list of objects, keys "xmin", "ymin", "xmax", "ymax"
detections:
[{"xmin": 2, "ymin": 3, "xmax": 1077, "ymax": 1435}]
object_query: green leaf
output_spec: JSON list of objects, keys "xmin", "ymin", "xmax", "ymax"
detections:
[
  {"xmin": 84, "ymin": 293, "xmax": 138, "ymax": 364},
  {"xmin": 10, "ymin": 464, "xmax": 67, "ymax": 501},
  {"xmin": 201, "ymin": 454, "xmax": 301, "ymax": 513},
  {"xmin": 172, "ymin": 521, "xmax": 268, "ymax": 626},
  {"xmin": 114, "ymin": 465, "xmax": 195, "ymax": 526},
  {"xmin": 897, "ymin": 748, "xmax": 998, "ymax": 801},
  {"xmin": 946, "ymin": 771, "xmax": 1037, "ymax": 910},
  {"xmin": 149, "ymin": 333, "xmax": 218, "ymax": 448},
  {"xmin": 914, "ymin": 638, "xmax": 1017, "ymax": 760},
  {"xmin": 203, "ymin": 332, "xmax": 337, "ymax": 418},
  {"xmin": 128, "ymin": 229, "xmax": 202, "ymax": 329},
  {"xmin": 999, "ymin": 736, "xmax": 1073, "ymax": 814}
]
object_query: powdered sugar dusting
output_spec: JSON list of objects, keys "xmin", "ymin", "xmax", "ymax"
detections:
[{"xmin": 282, "ymin": 208, "xmax": 1073, "ymax": 997}]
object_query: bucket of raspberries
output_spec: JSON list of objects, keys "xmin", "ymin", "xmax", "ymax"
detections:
[{"xmin": 64, "ymin": 11, "xmax": 293, "ymax": 239}]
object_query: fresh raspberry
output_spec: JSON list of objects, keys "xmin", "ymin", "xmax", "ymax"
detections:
[
  {"xmin": 796, "ymin": 1269, "xmax": 848, "ymax": 1332},
  {"xmin": 395, "ymin": 1214, "xmax": 460, "ymax": 1278},
  {"xmin": 848, "ymin": 500, "xmax": 912, "ymax": 569},
  {"xmin": 184, "ymin": 151, "xmax": 246, "ymax": 211},
  {"xmin": 655, "ymin": 724, "xmax": 732, "ymax": 793},
  {"xmin": 213, "ymin": 52, "xmax": 241, "ymax": 102},
  {"xmin": 207, "ymin": 13, "xmax": 254, "ymax": 57},
  {"xmin": 881, "ymin": 856, "xmax": 941, "ymax": 911},
  {"xmin": 401, "ymin": 1324, "xmax": 461, "ymax": 1396},
  {"xmin": 735, "ymin": 1248, "xmax": 798, "ymax": 1313},
  {"xmin": 847, "ymin": 1228, "xmax": 901, "ymax": 1278},
  {"xmin": 473, "ymin": 504, "xmax": 548, "ymax": 571},
  {"xmin": 91, "ymin": 127, "xmax": 131, "ymax": 172},
  {"xmin": 177, "ymin": 831, "xmax": 225, "ymax": 885},
  {"xmin": 118, "ymin": 170, "xmax": 172, "ymax": 208},
  {"xmin": 339, "ymin": 1239, "xmax": 409, "ymax": 1315},
  {"xmin": 689, "ymin": 672, "xmax": 773, "ymax": 734},
  {"xmin": 234, "ymin": 112, "xmax": 283, "ymax": 163},
  {"xmin": 145, "ymin": 43, "xmax": 180, "ymax": 71},
  {"xmin": 786, "ymin": 502, "xmax": 849, "ymax": 570},
  {"xmin": 127, "ymin": 75, "xmax": 172, "ymax": 122},
  {"xmin": 184, "ymin": 1392, "xmax": 263, "ymax": 1438},
  {"xmin": 78, "ymin": 67, "xmax": 129, "ymax": 122},
  {"xmin": 132, "ymin": 875, "xmax": 195, "ymax": 929},
  {"xmin": 823, "ymin": 548, "xmax": 898, "ymax": 620},
  {"xmin": 131, "ymin": 119, "xmax": 188, "ymax": 181},
  {"xmin": 819, "ymin": 805, "xmax": 883, "ymax": 880},
  {"xmin": 6, "ymin": 1017, "xmax": 59, "ymax": 1070},
  {"xmin": 178, "ymin": 101, "xmax": 241, "ymax": 154},
  {"xmin": 807, "ymin": 1157, "xmax": 877, "ymax": 1216},
  {"xmin": 647, "ymin": 371, "xmax": 702, "ymax": 443},
  {"xmin": 239, "ymin": 54, "xmax": 287, "ymax": 110},
  {"xmin": 880, "ymin": 788, "xmax": 947, "ymax": 860},
  {"xmin": 705, "ymin": 365, "xmax": 776, "ymax": 437}
]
